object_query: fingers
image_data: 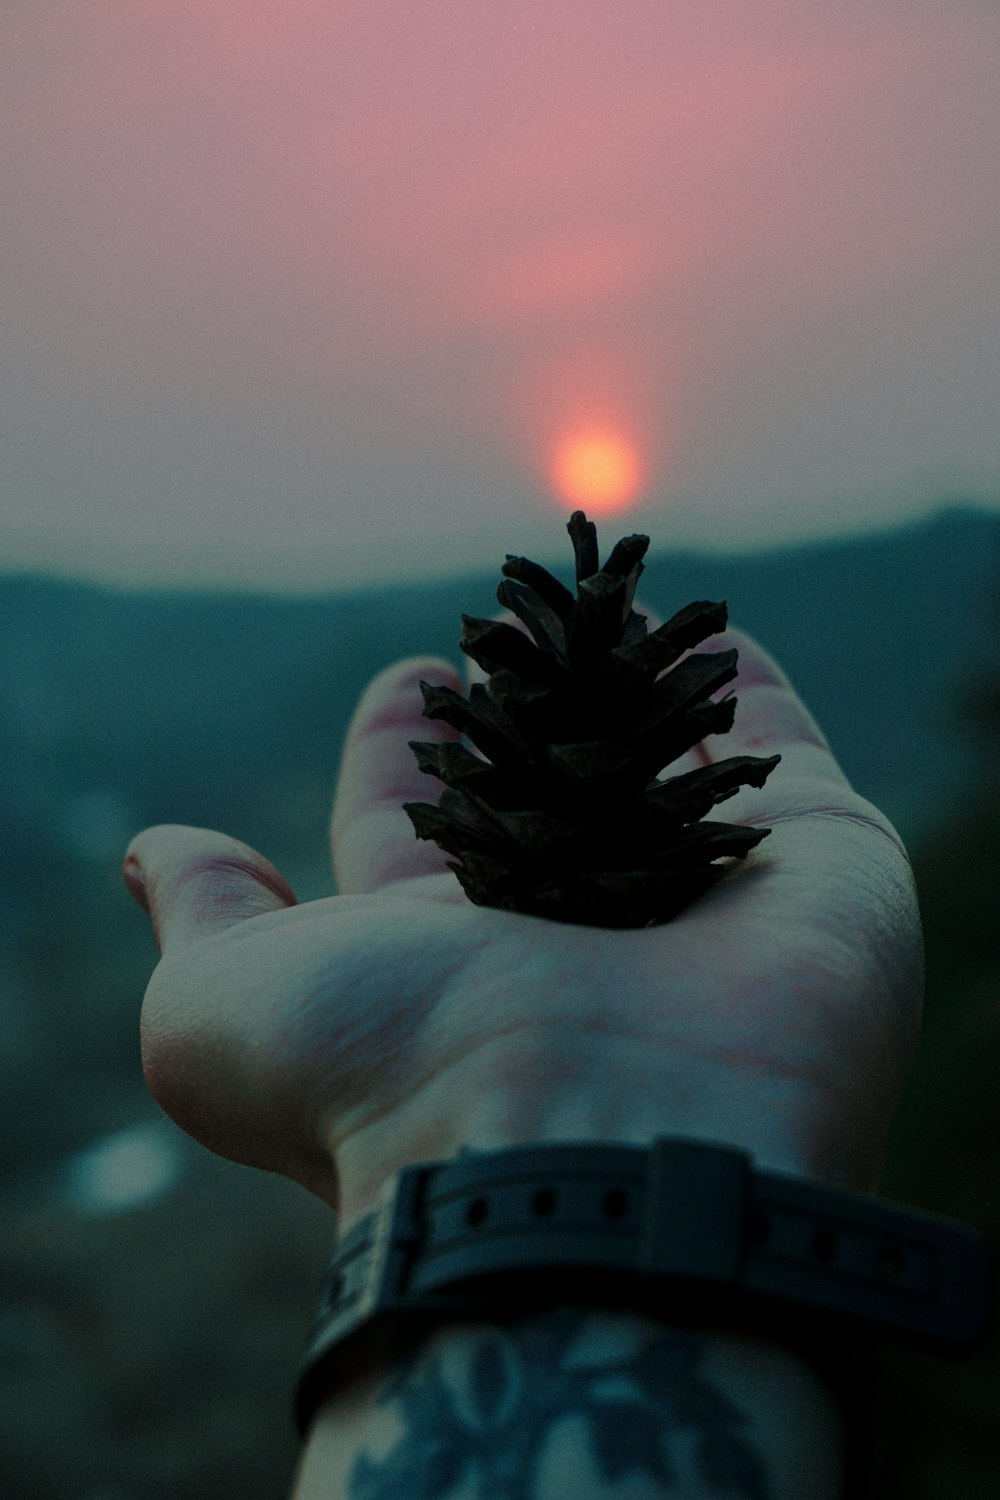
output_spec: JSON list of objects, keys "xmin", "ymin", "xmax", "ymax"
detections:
[
  {"xmin": 332, "ymin": 656, "xmax": 465, "ymax": 893},
  {"xmin": 123, "ymin": 824, "xmax": 297, "ymax": 953}
]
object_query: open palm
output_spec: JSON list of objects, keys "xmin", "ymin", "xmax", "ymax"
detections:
[{"xmin": 125, "ymin": 624, "xmax": 923, "ymax": 1233}]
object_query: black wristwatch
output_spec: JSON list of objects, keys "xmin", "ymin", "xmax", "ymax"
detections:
[{"xmin": 295, "ymin": 1136, "xmax": 993, "ymax": 1441}]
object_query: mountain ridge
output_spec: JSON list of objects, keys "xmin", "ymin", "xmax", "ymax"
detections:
[{"xmin": 2, "ymin": 503, "xmax": 999, "ymax": 893}]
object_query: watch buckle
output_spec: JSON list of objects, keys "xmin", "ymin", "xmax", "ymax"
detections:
[{"xmin": 356, "ymin": 1163, "xmax": 429, "ymax": 1320}]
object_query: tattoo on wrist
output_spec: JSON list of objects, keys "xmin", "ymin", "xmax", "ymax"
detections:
[{"xmin": 347, "ymin": 1305, "xmax": 772, "ymax": 1499}]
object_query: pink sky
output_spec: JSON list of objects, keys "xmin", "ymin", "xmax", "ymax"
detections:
[{"xmin": 2, "ymin": 1, "xmax": 998, "ymax": 589}]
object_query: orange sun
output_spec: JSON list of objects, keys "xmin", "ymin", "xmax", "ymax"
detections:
[{"xmin": 550, "ymin": 429, "xmax": 641, "ymax": 515}]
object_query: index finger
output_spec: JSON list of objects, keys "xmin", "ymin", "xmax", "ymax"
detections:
[{"xmin": 331, "ymin": 656, "xmax": 465, "ymax": 894}]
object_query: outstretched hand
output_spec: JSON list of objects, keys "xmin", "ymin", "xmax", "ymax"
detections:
[{"xmin": 124, "ymin": 624, "xmax": 923, "ymax": 1235}]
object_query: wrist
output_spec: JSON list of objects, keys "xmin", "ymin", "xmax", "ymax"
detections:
[
  {"xmin": 294, "ymin": 1128, "xmax": 991, "ymax": 1498},
  {"xmin": 296, "ymin": 1136, "xmax": 903, "ymax": 1486},
  {"xmin": 326, "ymin": 1035, "xmax": 849, "ymax": 1241}
]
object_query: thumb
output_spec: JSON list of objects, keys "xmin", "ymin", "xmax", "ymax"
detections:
[{"xmin": 123, "ymin": 824, "xmax": 297, "ymax": 953}]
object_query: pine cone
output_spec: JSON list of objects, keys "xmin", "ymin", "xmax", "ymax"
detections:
[{"xmin": 403, "ymin": 510, "xmax": 780, "ymax": 927}]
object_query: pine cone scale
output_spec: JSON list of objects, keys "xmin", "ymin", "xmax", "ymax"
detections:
[
  {"xmin": 501, "ymin": 555, "xmax": 576, "ymax": 618},
  {"xmin": 645, "ymin": 753, "xmax": 782, "ymax": 823},
  {"xmin": 568, "ymin": 510, "xmax": 601, "ymax": 581},
  {"xmin": 599, "ymin": 601, "xmax": 730, "ymax": 697},
  {"xmin": 459, "ymin": 616, "xmax": 562, "ymax": 686},
  {"xmin": 634, "ymin": 649, "xmax": 740, "ymax": 734},
  {"xmin": 496, "ymin": 578, "xmax": 569, "ymax": 659},
  {"xmin": 629, "ymin": 695, "xmax": 738, "ymax": 783}
]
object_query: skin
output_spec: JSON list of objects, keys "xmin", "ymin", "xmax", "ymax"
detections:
[{"xmin": 123, "ymin": 619, "xmax": 924, "ymax": 1242}]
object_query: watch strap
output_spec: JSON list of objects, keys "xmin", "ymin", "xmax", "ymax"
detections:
[{"xmin": 295, "ymin": 1136, "xmax": 992, "ymax": 1436}]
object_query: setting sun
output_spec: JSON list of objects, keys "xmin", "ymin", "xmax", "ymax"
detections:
[{"xmin": 550, "ymin": 430, "xmax": 642, "ymax": 515}]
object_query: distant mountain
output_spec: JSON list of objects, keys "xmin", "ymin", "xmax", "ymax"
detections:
[{"xmin": 2, "ymin": 504, "xmax": 999, "ymax": 904}]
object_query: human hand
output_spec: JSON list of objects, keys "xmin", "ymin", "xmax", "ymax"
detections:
[{"xmin": 123, "ymin": 622, "xmax": 923, "ymax": 1236}]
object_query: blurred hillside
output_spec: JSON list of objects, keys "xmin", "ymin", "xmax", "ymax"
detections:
[
  {"xmin": 3, "ymin": 503, "xmax": 999, "ymax": 885},
  {"xmin": 2, "ymin": 501, "xmax": 999, "ymax": 1498}
]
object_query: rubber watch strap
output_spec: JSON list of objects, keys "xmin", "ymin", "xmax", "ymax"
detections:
[{"xmin": 294, "ymin": 1136, "xmax": 992, "ymax": 1436}]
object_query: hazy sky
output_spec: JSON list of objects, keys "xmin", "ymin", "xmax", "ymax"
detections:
[{"xmin": 2, "ymin": 1, "xmax": 998, "ymax": 592}]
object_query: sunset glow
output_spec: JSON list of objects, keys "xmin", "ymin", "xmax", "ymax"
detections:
[
  {"xmin": 2, "ymin": 3, "xmax": 998, "ymax": 589},
  {"xmin": 550, "ymin": 430, "xmax": 642, "ymax": 515}
]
